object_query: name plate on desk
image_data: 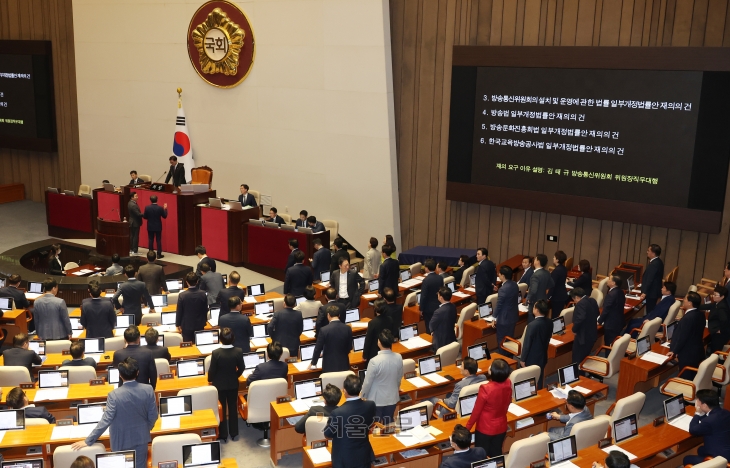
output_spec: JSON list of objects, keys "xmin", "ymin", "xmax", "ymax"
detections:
[
  {"xmin": 285, "ymin": 357, "xmax": 298, "ymax": 364},
  {"xmin": 404, "ymin": 372, "xmax": 416, "ymax": 379},
  {"xmin": 62, "ymin": 350, "xmax": 71, "ymax": 355},
  {"xmin": 149, "ymin": 183, "xmax": 167, "ymax": 191},
  {"xmin": 442, "ymin": 412, "xmax": 457, "ymax": 421},
  {"xmin": 598, "ymin": 437, "xmax": 612, "ymax": 448},
  {"xmin": 180, "ymin": 342, "xmax": 193, "ymax": 348},
  {"xmin": 105, "ymin": 289, "xmax": 115, "ymax": 295},
  {"xmin": 159, "ymin": 462, "xmax": 178, "ymax": 468},
  {"xmin": 20, "ymin": 382, "xmax": 34, "ymax": 389},
  {"xmin": 159, "ymin": 373, "xmax": 174, "ymax": 380},
  {"xmin": 57, "ymin": 419, "xmax": 74, "ymax": 426},
  {"xmin": 653, "ymin": 417, "xmax": 665, "ymax": 427},
  {"xmin": 530, "ymin": 460, "xmax": 546, "ymax": 468},
  {"xmin": 276, "ymin": 396, "xmax": 291, "ymax": 403},
  {"xmin": 147, "ymin": 322, "xmax": 159, "ymax": 327},
  {"xmin": 310, "ymin": 440, "xmax": 328, "ymax": 449},
  {"xmin": 89, "ymin": 379, "xmax": 105, "ymax": 386}
]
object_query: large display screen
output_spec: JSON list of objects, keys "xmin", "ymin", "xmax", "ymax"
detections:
[
  {"xmin": 0, "ymin": 41, "xmax": 55, "ymax": 151},
  {"xmin": 447, "ymin": 47, "xmax": 730, "ymax": 232}
]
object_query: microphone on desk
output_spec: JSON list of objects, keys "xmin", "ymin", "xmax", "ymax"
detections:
[{"xmin": 154, "ymin": 171, "xmax": 167, "ymax": 183}]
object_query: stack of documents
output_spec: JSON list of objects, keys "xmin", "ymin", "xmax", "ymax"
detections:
[
  {"xmin": 640, "ymin": 351, "xmax": 670, "ymax": 365},
  {"xmin": 306, "ymin": 447, "xmax": 331, "ymax": 464},
  {"xmin": 400, "ymin": 336, "xmax": 430, "ymax": 349},
  {"xmin": 422, "ymin": 373, "xmax": 448, "ymax": 384},
  {"xmin": 35, "ymin": 388, "xmax": 69, "ymax": 401}
]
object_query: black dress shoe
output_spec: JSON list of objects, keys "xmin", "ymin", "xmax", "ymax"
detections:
[
  {"xmin": 217, "ymin": 437, "xmax": 227, "ymax": 444},
  {"xmin": 158, "ymin": 254, "xmax": 165, "ymax": 258},
  {"xmin": 231, "ymin": 435, "xmax": 239, "ymax": 441}
]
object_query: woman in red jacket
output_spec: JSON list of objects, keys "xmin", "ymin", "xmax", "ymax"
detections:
[{"xmin": 465, "ymin": 358, "xmax": 512, "ymax": 457}]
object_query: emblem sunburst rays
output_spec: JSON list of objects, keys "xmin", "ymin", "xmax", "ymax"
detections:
[{"xmin": 192, "ymin": 8, "xmax": 245, "ymax": 75}]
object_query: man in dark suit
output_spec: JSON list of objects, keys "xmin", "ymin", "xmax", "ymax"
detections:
[
  {"xmin": 199, "ymin": 263, "xmax": 224, "ymax": 305},
  {"xmin": 700, "ymin": 285, "xmax": 730, "ymax": 352},
  {"xmin": 475, "ymin": 248, "xmax": 497, "ymax": 305},
  {"xmin": 668, "ymin": 292, "xmax": 706, "ymax": 380},
  {"xmin": 112, "ymin": 326, "xmax": 157, "ymax": 388},
  {"xmin": 311, "ymin": 305, "xmax": 353, "ymax": 372},
  {"xmin": 362, "ymin": 300, "xmax": 392, "ymax": 362},
  {"xmin": 195, "ymin": 245, "xmax": 217, "ymax": 275},
  {"xmin": 238, "ymin": 184, "xmax": 257, "ymax": 207},
  {"xmin": 127, "ymin": 192, "xmax": 142, "ymax": 255},
  {"xmin": 330, "ymin": 238, "xmax": 349, "ymax": 274},
  {"xmin": 527, "ymin": 254, "xmax": 555, "ymax": 323},
  {"xmin": 625, "ymin": 281, "xmax": 677, "ymax": 336},
  {"xmin": 295, "ymin": 210, "xmax": 308, "ymax": 229},
  {"xmin": 61, "ymin": 341, "xmax": 97, "ymax": 367},
  {"xmin": 316, "ymin": 288, "xmax": 345, "ymax": 337},
  {"xmin": 175, "ymin": 273, "xmax": 209, "ymax": 343},
  {"xmin": 3, "ymin": 333, "xmax": 42, "ymax": 373},
  {"xmin": 284, "ymin": 251, "xmax": 313, "ymax": 296},
  {"xmin": 164, "ymin": 155, "xmax": 186, "ymax": 187},
  {"xmin": 306, "ymin": 216, "xmax": 325, "ymax": 232},
  {"xmin": 522, "ymin": 300, "xmax": 553, "ymax": 388},
  {"xmin": 207, "ymin": 326, "xmax": 245, "ymax": 442},
  {"xmin": 81, "ymin": 284, "xmax": 116, "ymax": 338},
  {"xmin": 382, "ymin": 287, "xmax": 403, "ymax": 337},
  {"xmin": 571, "ymin": 288, "xmax": 600, "ymax": 369},
  {"xmin": 246, "ymin": 341, "xmax": 288, "ymax": 387},
  {"xmin": 640, "ymin": 244, "xmax": 665, "ymax": 315},
  {"xmin": 136, "ymin": 251, "xmax": 168, "ymax": 295},
  {"xmin": 683, "ymin": 389, "xmax": 730, "ymax": 465},
  {"xmin": 0, "ymin": 274, "xmax": 29, "ymax": 309},
  {"xmin": 441, "ymin": 424, "xmax": 487, "ymax": 468},
  {"xmin": 310, "ymin": 238, "xmax": 331, "ymax": 280},
  {"xmin": 494, "ymin": 265, "xmax": 519, "ymax": 354},
  {"xmin": 331, "ymin": 257, "xmax": 365, "ymax": 309},
  {"xmin": 550, "ymin": 251, "xmax": 569, "ymax": 318},
  {"xmin": 419, "ymin": 259, "xmax": 444, "ymax": 334},
  {"xmin": 217, "ymin": 271, "xmax": 246, "ymax": 316},
  {"xmin": 286, "ymin": 239, "xmax": 300, "ymax": 271},
  {"xmin": 269, "ymin": 295, "xmax": 304, "ymax": 357},
  {"xmin": 6, "ymin": 387, "xmax": 55, "ymax": 423},
  {"xmin": 598, "ymin": 275, "xmax": 626, "ymax": 346},
  {"xmin": 113, "ymin": 265, "xmax": 153, "ymax": 326},
  {"xmin": 219, "ymin": 297, "xmax": 253, "ymax": 352},
  {"xmin": 143, "ymin": 328, "xmax": 171, "ymax": 362},
  {"xmin": 143, "ymin": 195, "xmax": 167, "ymax": 258},
  {"xmin": 518, "ymin": 256, "xmax": 534, "ymax": 285},
  {"xmin": 267, "ymin": 207, "xmax": 285, "ymax": 225},
  {"xmin": 323, "ymin": 374, "xmax": 376, "ymax": 468},
  {"xmin": 430, "ymin": 287, "xmax": 457, "ymax": 351},
  {"xmin": 128, "ymin": 170, "xmax": 143, "ymax": 186},
  {"xmin": 377, "ymin": 244, "xmax": 399, "ymax": 297}
]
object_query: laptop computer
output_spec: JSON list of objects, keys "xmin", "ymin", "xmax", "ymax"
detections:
[
  {"xmin": 295, "ymin": 296, "xmax": 306, "ymax": 306},
  {"xmin": 247, "ymin": 284, "xmax": 265, "ymax": 297},
  {"xmin": 399, "ymin": 324, "xmax": 418, "ymax": 342},
  {"xmin": 552, "ymin": 316, "xmax": 566, "ymax": 335},
  {"xmin": 195, "ymin": 330, "xmax": 221, "ymax": 354},
  {"xmin": 297, "ymin": 227, "xmax": 313, "ymax": 234},
  {"xmin": 63, "ymin": 190, "xmax": 75, "ymax": 196},
  {"xmin": 28, "ymin": 340, "xmax": 46, "ymax": 364},
  {"xmin": 77, "ymin": 403, "xmax": 106, "ymax": 426},
  {"xmin": 416, "ymin": 292, "xmax": 422, "ymax": 305},
  {"xmin": 0, "ymin": 279, "xmax": 4, "ymax": 288},
  {"xmin": 280, "ymin": 224, "xmax": 295, "ymax": 231},
  {"xmin": 478, "ymin": 302, "xmax": 493, "ymax": 321},
  {"xmin": 208, "ymin": 198, "xmax": 222, "ymax": 208},
  {"xmin": 353, "ymin": 335, "xmax": 366, "ymax": 353},
  {"xmin": 626, "ymin": 277, "xmax": 635, "ymax": 292},
  {"xmin": 156, "ymin": 335, "xmax": 165, "ymax": 347},
  {"xmin": 177, "ymin": 359, "xmax": 205, "ymax": 378},
  {"xmin": 320, "ymin": 271, "xmax": 331, "ymax": 283},
  {"xmin": 70, "ymin": 316, "xmax": 82, "ymax": 331},
  {"xmin": 115, "ymin": 314, "xmax": 134, "ymax": 330},
  {"xmin": 299, "ymin": 343, "xmax": 316, "ymax": 362},
  {"xmin": 0, "ymin": 297, "xmax": 12, "ymax": 311},
  {"xmin": 254, "ymin": 300, "xmax": 274, "ymax": 318},
  {"xmin": 221, "ymin": 274, "xmax": 227, "ymax": 286},
  {"xmin": 38, "ymin": 370, "xmax": 69, "ymax": 389},
  {"xmin": 368, "ymin": 280, "xmax": 379, "ymax": 293},
  {"xmin": 469, "ymin": 274, "xmax": 477, "ymax": 287},
  {"xmin": 418, "ymin": 355, "xmax": 442, "ymax": 376},
  {"xmin": 557, "ymin": 363, "xmax": 580, "ymax": 387},
  {"xmin": 458, "ymin": 393, "xmax": 478, "ymax": 417},
  {"xmin": 636, "ymin": 335, "xmax": 651, "ymax": 357},
  {"xmin": 664, "ymin": 394, "xmax": 692, "ymax": 429},
  {"xmin": 344, "ymin": 308, "xmax": 360, "ymax": 324},
  {"xmin": 96, "ymin": 451, "xmax": 135, "ymax": 468},
  {"xmin": 447, "ymin": 282, "xmax": 455, "ymax": 292},
  {"xmin": 665, "ymin": 320, "xmax": 678, "ymax": 342},
  {"xmin": 302, "ymin": 317, "xmax": 315, "ymax": 332},
  {"xmin": 160, "ymin": 395, "xmax": 193, "ymax": 417},
  {"xmin": 294, "ymin": 378, "xmax": 323, "ymax": 404},
  {"xmin": 242, "ymin": 351, "xmax": 267, "ymax": 378},
  {"xmin": 548, "ymin": 435, "xmax": 578, "ymax": 468},
  {"xmin": 1, "ymin": 459, "xmax": 43, "ymax": 468},
  {"xmin": 208, "ymin": 306, "xmax": 220, "ymax": 327},
  {"xmin": 471, "ymin": 456, "xmax": 506, "ymax": 468},
  {"xmin": 107, "ymin": 365, "xmax": 120, "ymax": 387},
  {"xmin": 182, "ymin": 442, "xmax": 221, "ymax": 468},
  {"xmin": 226, "ymin": 201, "xmax": 243, "ymax": 211},
  {"xmin": 150, "ymin": 294, "xmax": 168, "ymax": 312},
  {"xmin": 613, "ymin": 413, "xmax": 639, "ymax": 443},
  {"xmin": 0, "ymin": 409, "xmax": 24, "ymax": 431},
  {"xmin": 400, "ymin": 270, "xmax": 411, "ymax": 282},
  {"xmin": 398, "ymin": 405, "xmax": 429, "ymax": 432},
  {"xmin": 166, "ymin": 279, "xmax": 183, "ymax": 292},
  {"xmin": 252, "ymin": 323, "xmax": 269, "ymax": 340},
  {"xmin": 157, "ymin": 311, "xmax": 177, "ymax": 332},
  {"xmin": 82, "ymin": 338, "xmax": 104, "ymax": 356},
  {"xmin": 264, "ymin": 222, "xmax": 280, "ymax": 229},
  {"xmin": 467, "ymin": 343, "xmax": 491, "ymax": 362},
  {"xmin": 513, "ymin": 377, "xmax": 537, "ymax": 401},
  {"xmin": 27, "ymin": 282, "xmax": 43, "ymax": 295}
]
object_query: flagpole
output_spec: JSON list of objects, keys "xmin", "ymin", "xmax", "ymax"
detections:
[{"xmin": 177, "ymin": 87, "xmax": 182, "ymax": 108}]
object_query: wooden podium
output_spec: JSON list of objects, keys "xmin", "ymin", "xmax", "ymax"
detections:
[{"xmin": 96, "ymin": 218, "xmax": 130, "ymax": 256}]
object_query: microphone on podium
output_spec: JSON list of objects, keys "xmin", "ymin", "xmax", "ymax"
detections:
[{"xmin": 154, "ymin": 170, "xmax": 168, "ymax": 183}]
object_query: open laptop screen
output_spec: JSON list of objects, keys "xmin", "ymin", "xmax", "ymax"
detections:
[
  {"xmin": 513, "ymin": 378, "xmax": 537, "ymax": 401},
  {"xmin": 28, "ymin": 340, "xmax": 45, "ymax": 355},
  {"xmin": 548, "ymin": 435, "xmax": 578, "ymax": 466},
  {"xmin": 115, "ymin": 314, "xmax": 134, "ymax": 329},
  {"xmin": 38, "ymin": 370, "xmax": 68, "ymax": 388},
  {"xmin": 0, "ymin": 410, "xmax": 24, "ymax": 430},
  {"xmin": 472, "ymin": 456, "xmax": 505, "ymax": 468},
  {"xmin": 77, "ymin": 403, "xmax": 106, "ymax": 425},
  {"xmin": 82, "ymin": 338, "xmax": 104, "ymax": 354},
  {"xmin": 664, "ymin": 394, "xmax": 687, "ymax": 422},
  {"xmin": 613, "ymin": 414, "xmax": 639, "ymax": 443},
  {"xmin": 478, "ymin": 302, "xmax": 493, "ymax": 319},
  {"xmin": 247, "ymin": 284, "xmax": 265, "ymax": 297},
  {"xmin": 294, "ymin": 378, "xmax": 322, "ymax": 400},
  {"xmin": 252, "ymin": 324, "xmax": 268, "ymax": 338},
  {"xmin": 636, "ymin": 335, "xmax": 651, "ymax": 356},
  {"xmin": 177, "ymin": 359, "xmax": 205, "ymax": 378},
  {"xmin": 195, "ymin": 330, "xmax": 219, "ymax": 346},
  {"xmin": 400, "ymin": 270, "xmax": 411, "ymax": 282},
  {"xmin": 242, "ymin": 351, "xmax": 266, "ymax": 370},
  {"xmin": 418, "ymin": 355, "xmax": 442, "ymax": 376},
  {"xmin": 96, "ymin": 451, "xmax": 134, "ymax": 468},
  {"xmin": 107, "ymin": 366, "xmax": 119, "ymax": 385},
  {"xmin": 302, "ymin": 317, "xmax": 315, "ymax": 332},
  {"xmin": 666, "ymin": 320, "xmax": 678, "ymax": 341},
  {"xmin": 182, "ymin": 442, "xmax": 221, "ymax": 468},
  {"xmin": 398, "ymin": 406, "xmax": 428, "ymax": 432},
  {"xmin": 299, "ymin": 343, "xmax": 316, "ymax": 361},
  {"xmin": 467, "ymin": 343, "xmax": 491, "ymax": 362},
  {"xmin": 295, "ymin": 296, "xmax": 306, "ymax": 306},
  {"xmin": 166, "ymin": 279, "xmax": 183, "ymax": 292},
  {"xmin": 0, "ymin": 298, "xmax": 12, "ymax": 311},
  {"xmin": 552, "ymin": 316, "xmax": 565, "ymax": 334},
  {"xmin": 160, "ymin": 395, "xmax": 193, "ymax": 417},
  {"xmin": 254, "ymin": 301, "xmax": 274, "ymax": 316},
  {"xmin": 368, "ymin": 280, "xmax": 379, "ymax": 292},
  {"xmin": 353, "ymin": 335, "xmax": 366, "ymax": 352},
  {"xmin": 150, "ymin": 295, "xmax": 168, "ymax": 308},
  {"xmin": 399, "ymin": 324, "xmax": 418, "ymax": 341},
  {"xmin": 1, "ymin": 459, "xmax": 43, "ymax": 468},
  {"xmin": 344, "ymin": 308, "xmax": 360, "ymax": 323},
  {"xmin": 161, "ymin": 311, "xmax": 176, "ymax": 325},
  {"xmin": 458, "ymin": 394, "xmax": 478, "ymax": 417},
  {"xmin": 558, "ymin": 363, "xmax": 580, "ymax": 387},
  {"xmin": 27, "ymin": 282, "xmax": 43, "ymax": 294}
]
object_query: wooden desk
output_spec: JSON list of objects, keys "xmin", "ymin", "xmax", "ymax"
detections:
[
  {"xmin": 1, "ymin": 383, "xmax": 115, "ymax": 407},
  {"xmin": 615, "ymin": 342, "xmax": 676, "ymax": 400},
  {"xmin": 461, "ymin": 312, "xmax": 529, "ymax": 358},
  {"xmin": 0, "ymin": 308, "xmax": 28, "ymax": 337},
  {"xmin": 403, "ymin": 291, "xmax": 475, "ymax": 335},
  {"xmin": 497, "ymin": 254, "xmax": 526, "ymax": 281},
  {"xmin": 64, "ymin": 264, "xmax": 103, "ymax": 277}
]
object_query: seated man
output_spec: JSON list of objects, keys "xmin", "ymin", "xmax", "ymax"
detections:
[
  {"xmin": 294, "ymin": 384, "xmax": 341, "ymax": 434},
  {"xmin": 267, "ymin": 207, "xmax": 285, "ymax": 225},
  {"xmin": 246, "ymin": 341, "xmax": 288, "ymax": 387},
  {"xmin": 0, "ymin": 274, "xmax": 29, "ymax": 310},
  {"xmin": 441, "ymin": 424, "xmax": 486, "ymax": 468},
  {"xmin": 104, "ymin": 254, "xmax": 123, "ymax": 276},
  {"xmin": 62, "ymin": 341, "xmax": 96, "ymax": 367},
  {"xmin": 306, "ymin": 216, "xmax": 325, "ymax": 233},
  {"xmin": 434, "ymin": 357, "xmax": 486, "ymax": 413},
  {"xmin": 547, "ymin": 390, "xmax": 592, "ymax": 440},
  {"xmin": 143, "ymin": 328, "xmax": 171, "ymax": 362},
  {"xmin": 593, "ymin": 451, "xmax": 632, "ymax": 468},
  {"xmin": 6, "ymin": 387, "xmax": 55, "ymax": 423},
  {"xmin": 683, "ymin": 389, "xmax": 730, "ymax": 465},
  {"xmin": 3, "ymin": 333, "xmax": 42, "ymax": 373}
]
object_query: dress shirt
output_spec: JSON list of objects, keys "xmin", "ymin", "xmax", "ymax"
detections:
[{"xmin": 338, "ymin": 271, "xmax": 349, "ymax": 298}]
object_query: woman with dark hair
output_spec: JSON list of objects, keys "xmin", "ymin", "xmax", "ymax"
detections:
[
  {"xmin": 71, "ymin": 456, "xmax": 95, "ymax": 468},
  {"xmin": 453, "ymin": 255, "xmax": 472, "ymax": 285},
  {"xmin": 567, "ymin": 259, "xmax": 593, "ymax": 292},
  {"xmin": 48, "ymin": 244, "xmax": 64, "ymax": 275},
  {"xmin": 550, "ymin": 250, "xmax": 569, "ymax": 318},
  {"xmin": 465, "ymin": 358, "xmax": 512, "ymax": 457},
  {"xmin": 383, "ymin": 235, "xmax": 397, "ymax": 259},
  {"xmin": 208, "ymin": 327, "xmax": 244, "ymax": 442}
]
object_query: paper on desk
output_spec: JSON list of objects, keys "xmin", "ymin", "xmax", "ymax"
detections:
[
  {"xmin": 400, "ymin": 337, "xmax": 430, "ymax": 349},
  {"xmin": 302, "ymin": 330, "xmax": 316, "ymax": 339},
  {"xmin": 51, "ymin": 426, "xmax": 73, "ymax": 440},
  {"xmin": 423, "ymin": 373, "xmax": 448, "ymax": 384},
  {"xmin": 426, "ymin": 426, "xmax": 442, "ymax": 436},
  {"xmin": 550, "ymin": 386, "xmax": 571, "ymax": 399},
  {"xmin": 88, "ymin": 354, "xmax": 102, "ymax": 363},
  {"xmin": 571, "ymin": 385, "xmax": 591, "ymax": 395},
  {"xmin": 661, "ymin": 342, "xmax": 671, "ymax": 348},
  {"xmin": 405, "ymin": 377, "xmax": 430, "ymax": 388},
  {"xmin": 508, "ymin": 403, "xmax": 529, "ymax": 416},
  {"xmin": 290, "ymin": 399, "xmax": 311, "ymax": 413},
  {"xmin": 453, "ymin": 292, "xmax": 470, "ymax": 298},
  {"xmin": 640, "ymin": 351, "xmax": 670, "ymax": 365},
  {"xmin": 293, "ymin": 360, "xmax": 320, "ymax": 372},
  {"xmin": 394, "ymin": 431, "xmax": 435, "ymax": 447},
  {"xmin": 349, "ymin": 322, "xmax": 368, "ymax": 329},
  {"xmin": 626, "ymin": 295, "xmax": 642, "ymax": 300},
  {"xmin": 518, "ymin": 304, "xmax": 529, "ymax": 313},
  {"xmin": 399, "ymin": 279, "xmax": 419, "ymax": 288},
  {"xmin": 242, "ymin": 369, "xmax": 254, "ymax": 379},
  {"xmin": 362, "ymin": 293, "xmax": 379, "ymax": 300},
  {"xmin": 602, "ymin": 446, "xmax": 637, "ymax": 460},
  {"xmin": 631, "ymin": 289, "xmax": 642, "ymax": 294},
  {"xmin": 72, "ymin": 272, "xmax": 86, "ymax": 276},
  {"xmin": 244, "ymin": 296, "xmax": 257, "ymax": 303},
  {"xmin": 306, "ymin": 447, "xmax": 332, "ymax": 464},
  {"xmin": 549, "ymin": 338, "xmax": 563, "ymax": 346},
  {"xmin": 161, "ymin": 416, "xmax": 181, "ymax": 430},
  {"xmin": 668, "ymin": 414, "xmax": 693, "ymax": 432},
  {"xmin": 319, "ymin": 282, "xmax": 330, "ymax": 287},
  {"xmin": 550, "ymin": 461, "xmax": 580, "ymax": 468},
  {"xmin": 72, "ymin": 330, "xmax": 84, "ymax": 338},
  {"xmin": 34, "ymin": 388, "xmax": 69, "ymax": 401},
  {"xmin": 464, "ymin": 287, "xmax": 476, "ymax": 292},
  {"xmin": 515, "ymin": 417, "xmax": 535, "ymax": 429},
  {"xmin": 250, "ymin": 338, "xmax": 269, "ymax": 348},
  {"xmin": 25, "ymin": 293, "xmax": 42, "ymax": 300},
  {"xmin": 196, "ymin": 344, "xmax": 222, "ymax": 354}
]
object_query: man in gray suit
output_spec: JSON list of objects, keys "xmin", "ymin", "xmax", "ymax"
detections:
[
  {"xmin": 127, "ymin": 192, "xmax": 142, "ymax": 256},
  {"xmin": 72, "ymin": 357, "xmax": 158, "ymax": 468},
  {"xmin": 360, "ymin": 329, "xmax": 403, "ymax": 424},
  {"xmin": 198, "ymin": 263, "xmax": 224, "ymax": 305},
  {"xmin": 434, "ymin": 357, "xmax": 486, "ymax": 413},
  {"xmin": 547, "ymin": 390, "xmax": 593, "ymax": 440},
  {"xmin": 33, "ymin": 279, "xmax": 72, "ymax": 340},
  {"xmin": 113, "ymin": 266, "xmax": 153, "ymax": 326},
  {"xmin": 527, "ymin": 254, "xmax": 554, "ymax": 323},
  {"xmin": 136, "ymin": 251, "xmax": 168, "ymax": 295}
]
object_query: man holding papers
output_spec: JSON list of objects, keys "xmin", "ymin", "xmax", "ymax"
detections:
[
  {"xmin": 683, "ymin": 389, "xmax": 730, "ymax": 465},
  {"xmin": 310, "ymin": 305, "xmax": 352, "ymax": 372},
  {"xmin": 667, "ymin": 292, "xmax": 706, "ymax": 380},
  {"xmin": 72, "ymin": 357, "xmax": 158, "ymax": 468}
]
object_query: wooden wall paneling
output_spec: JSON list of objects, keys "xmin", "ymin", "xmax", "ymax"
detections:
[
  {"xmin": 689, "ymin": 0, "xmax": 710, "ymax": 45},
  {"xmin": 491, "ymin": 0, "xmax": 505, "ymax": 44},
  {"xmin": 694, "ymin": 232, "xmax": 709, "ymax": 282},
  {"xmin": 724, "ymin": 0, "xmax": 730, "ymax": 44},
  {"xmin": 592, "ymin": 0, "xmax": 604, "ymax": 45},
  {"xmin": 704, "ymin": 0, "xmax": 728, "ymax": 45},
  {"xmin": 477, "ymin": 205, "xmax": 491, "ymax": 248},
  {"xmin": 523, "ymin": 0, "xmax": 542, "ymax": 44},
  {"xmin": 561, "ymin": 0, "xmax": 581, "ymax": 45},
  {"xmin": 499, "ymin": 207, "xmax": 511, "ymax": 261},
  {"xmin": 501, "ymin": 0, "xmax": 517, "ymax": 46},
  {"xmin": 575, "ymin": 0, "xmax": 597, "ymax": 46},
  {"xmin": 466, "ymin": 203, "xmax": 481, "ymax": 247},
  {"xmin": 544, "ymin": 213, "xmax": 561, "ymax": 255},
  {"xmin": 507, "ymin": 209, "xmax": 527, "ymax": 258},
  {"xmin": 662, "ymin": 0, "xmax": 676, "ymax": 44},
  {"xmin": 632, "ymin": 0, "xmax": 649, "ymax": 45},
  {"xmin": 558, "ymin": 215, "xmax": 577, "ymax": 256},
  {"xmin": 476, "ymin": 0, "xmax": 494, "ymax": 44},
  {"xmin": 672, "ymin": 0, "xmax": 696, "ymax": 44},
  {"xmin": 619, "ymin": 0, "xmax": 637, "ymax": 45},
  {"xmin": 580, "ymin": 218, "xmax": 602, "ymax": 271},
  {"xmin": 433, "ymin": 0, "xmax": 451, "ymax": 247},
  {"xmin": 675, "ymin": 229, "xmax": 698, "ymax": 291},
  {"xmin": 488, "ymin": 206, "xmax": 505, "ymax": 254},
  {"xmin": 599, "ymin": 0, "xmax": 623, "ymax": 45}
]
